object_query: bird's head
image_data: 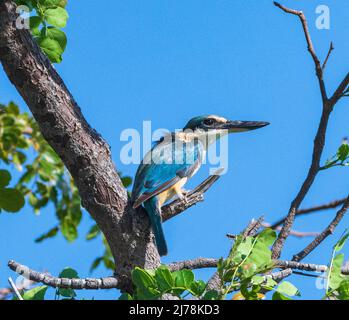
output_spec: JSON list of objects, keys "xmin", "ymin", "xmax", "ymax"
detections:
[{"xmin": 183, "ymin": 115, "xmax": 269, "ymax": 136}]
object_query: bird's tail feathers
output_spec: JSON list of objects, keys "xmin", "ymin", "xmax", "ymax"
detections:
[{"xmin": 144, "ymin": 198, "xmax": 168, "ymax": 256}]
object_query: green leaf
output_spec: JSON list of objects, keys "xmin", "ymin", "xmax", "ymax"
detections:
[
  {"xmin": 338, "ymin": 279, "xmax": 349, "ymax": 300},
  {"xmin": 329, "ymin": 253, "xmax": 345, "ymax": 291},
  {"xmin": 44, "ymin": 7, "xmax": 68, "ymax": 28},
  {"xmin": 41, "ymin": 0, "xmax": 63, "ymax": 7},
  {"xmin": 0, "ymin": 188, "xmax": 25, "ymax": 212},
  {"xmin": 59, "ymin": 267, "xmax": 79, "ymax": 279},
  {"xmin": 45, "ymin": 27, "xmax": 67, "ymax": 50},
  {"xmin": 251, "ymin": 275, "xmax": 264, "ymax": 285},
  {"xmin": 30, "ymin": 16, "xmax": 42, "ymax": 36},
  {"xmin": 103, "ymin": 256, "xmax": 115, "ymax": 270},
  {"xmin": 37, "ymin": 36, "xmax": 63, "ymax": 63},
  {"xmin": 257, "ymin": 228, "xmax": 277, "ymax": 246},
  {"xmin": 337, "ymin": 144, "xmax": 349, "ymax": 162},
  {"xmin": 190, "ymin": 280, "xmax": 206, "ymax": 296},
  {"xmin": 155, "ymin": 266, "xmax": 174, "ymax": 292},
  {"xmin": 121, "ymin": 176, "xmax": 132, "ymax": 188},
  {"xmin": 86, "ymin": 224, "xmax": 100, "ymax": 240},
  {"xmin": 23, "ymin": 286, "xmax": 48, "ymax": 300},
  {"xmin": 272, "ymin": 291, "xmax": 292, "ymax": 300},
  {"xmin": 60, "ymin": 216, "xmax": 78, "ymax": 242},
  {"xmin": 265, "ymin": 277, "xmax": 277, "ymax": 288},
  {"xmin": 202, "ymin": 290, "xmax": 219, "ymax": 300},
  {"xmin": 276, "ymin": 281, "xmax": 300, "ymax": 297},
  {"xmin": 7, "ymin": 102, "xmax": 20, "ymax": 115},
  {"xmin": 90, "ymin": 257, "xmax": 103, "ymax": 273},
  {"xmin": 236, "ymin": 237, "xmax": 254, "ymax": 256},
  {"xmin": 35, "ymin": 226, "xmax": 59, "ymax": 242},
  {"xmin": 132, "ymin": 267, "xmax": 159, "ymax": 299},
  {"xmin": 173, "ymin": 269, "xmax": 194, "ymax": 290},
  {"xmin": 119, "ymin": 293, "xmax": 133, "ymax": 300},
  {"xmin": 0, "ymin": 170, "xmax": 11, "ymax": 188},
  {"xmin": 241, "ymin": 230, "xmax": 276, "ymax": 278},
  {"xmin": 57, "ymin": 267, "xmax": 78, "ymax": 298},
  {"xmin": 132, "ymin": 268, "xmax": 156, "ymax": 291},
  {"xmin": 334, "ymin": 230, "xmax": 349, "ymax": 252}
]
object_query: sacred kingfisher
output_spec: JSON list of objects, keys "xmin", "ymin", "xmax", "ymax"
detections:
[{"xmin": 131, "ymin": 115, "xmax": 269, "ymax": 256}]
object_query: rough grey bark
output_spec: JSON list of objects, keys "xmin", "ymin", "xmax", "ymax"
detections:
[{"xmin": 0, "ymin": 0, "xmax": 160, "ymax": 292}]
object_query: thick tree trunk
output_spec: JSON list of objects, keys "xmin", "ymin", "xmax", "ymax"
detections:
[{"xmin": 0, "ymin": 0, "xmax": 160, "ymax": 292}]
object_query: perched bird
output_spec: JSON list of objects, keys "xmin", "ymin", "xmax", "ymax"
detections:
[{"xmin": 131, "ymin": 115, "xmax": 269, "ymax": 256}]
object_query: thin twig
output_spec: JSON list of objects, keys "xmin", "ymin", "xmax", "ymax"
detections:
[
  {"xmin": 273, "ymin": 1, "xmax": 327, "ymax": 102},
  {"xmin": 262, "ymin": 222, "xmax": 319, "ymax": 238},
  {"xmin": 243, "ymin": 216, "xmax": 264, "ymax": 237},
  {"xmin": 8, "ymin": 277, "xmax": 23, "ymax": 300},
  {"xmin": 162, "ymin": 168, "xmax": 224, "ymax": 222},
  {"xmin": 322, "ymin": 42, "xmax": 334, "ymax": 72},
  {"xmin": 270, "ymin": 198, "xmax": 346, "ymax": 228},
  {"xmin": 292, "ymin": 196, "xmax": 349, "ymax": 262},
  {"xmin": 330, "ymin": 73, "xmax": 349, "ymax": 105}
]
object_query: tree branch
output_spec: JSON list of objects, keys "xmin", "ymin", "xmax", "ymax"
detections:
[
  {"xmin": 292, "ymin": 196, "xmax": 349, "ymax": 262},
  {"xmin": 270, "ymin": 198, "xmax": 347, "ymax": 229},
  {"xmin": 322, "ymin": 42, "xmax": 334, "ymax": 72},
  {"xmin": 167, "ymin": 257, "xmax": 349, "ymax": 275},
  {"xmin": 330, "ymin": 73, "xmax": 349, "ymax": 105},
  {"xmin": 273, "ymin": 1, "xmax": 327, "ymax": 102},
  {"xmin": 0, "ymin": 0, "xmax": 160, "ymax": 292},
  {"xmin": 271, "ymin": 2, "xmax": 337, "ymax": 259},
  {"xmin": 261, "ymin": 222, "xmax": 319, "ymax": 238},
  {"xmin": 162, "ymin": 168, "xmax": 224, "ymax": 222},
  {"xmin": 168, "ymin": 258, "xmax": 218, "ymax": 272},
  {"xmin": 8, "ymin": 260, "xmax": 119, "ymax": 290}
]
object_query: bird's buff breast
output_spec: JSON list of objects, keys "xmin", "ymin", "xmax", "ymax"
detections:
[{"xmin": 157, "ymin": 177, "xmax": 188, "ymax": 206}]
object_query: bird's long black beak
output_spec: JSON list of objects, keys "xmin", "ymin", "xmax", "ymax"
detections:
[{"xmin": 217, "ymin": 120, "xmax": 270, "ymax": 133}]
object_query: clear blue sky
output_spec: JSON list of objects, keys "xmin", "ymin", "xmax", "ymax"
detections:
[{"xmin": 1, "ymin": 0, "xmax": 349, "ymax": 299}]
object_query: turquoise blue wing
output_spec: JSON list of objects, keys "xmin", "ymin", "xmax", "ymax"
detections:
[{"xmin": 131, "ymin": 138, "xmax": 203, "ymax": 207}]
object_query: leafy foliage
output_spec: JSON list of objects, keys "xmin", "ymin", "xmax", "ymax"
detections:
[
  {"xmin": 118, "ymin": 266, "xmax": 206, "ymax": 300},
  {"xmin": 15, "ymin": 0, "xmax": 69, "ymax": 63},
  {"xmin": 321, "ymin": 140, "xmax": 349, "ymax": 170},
  {"xmin": 22, "ymin": 285, "xmax": 48, "ymax": 300},
  {"xmin": 325, "ymin": 230, "xmax": 349, "ymax": 300},
  {"xmin": 0, "ymin": 169, "xmax": 24, "ymax": 213},
  {"xmin": 0, "ymin": 102, "xmax": 82, "ymax": 242},
  {"xmin": 0, "ymin": 102, "xmax": 131, "ymax": 271},
  {"xmin": 122, "ymin": 228, "xmax": 300, "ymax": 300}
]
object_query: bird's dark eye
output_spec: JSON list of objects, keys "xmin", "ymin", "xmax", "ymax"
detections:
[{"xmin": 203, "ymin": 118, "xmax": 215, "ymax": 126}]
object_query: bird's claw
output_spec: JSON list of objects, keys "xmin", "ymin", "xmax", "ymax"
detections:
[{"xmin": 179, "ymin": 189, "xmax": 190, "ymax": 204}]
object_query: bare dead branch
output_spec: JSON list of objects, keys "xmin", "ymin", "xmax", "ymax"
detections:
[
  {"xmin": 162, "ymin": 168, "xmax": 224, "ymax": 222},
  {"xmin": 261, "ymin": 222, "xmax": 319, "ymax": 238},
  {"xmin": 270, "ymin": 198, "xmax": 347, "ymax": 228},
  {"xmin": 273, "ymin": 2, "xmax": 327, "ymax": 102},
  {"xmin": 271, "ymin": 2, "xmax": 338, "ymax": 259},
  {"xmin": 292, "ymin": 196, "xmax": 349, "ymax": 262},
  {"xmin": 8, "ymin": 260, "xmax": 119, "ymax": 290},
  {"xmin": 243, "ymin": 216, "xmax": 265, "ymax": 237},
  {"xmin": 322, "ymin": 42, "xmax": 334, "ymax": 72}
]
